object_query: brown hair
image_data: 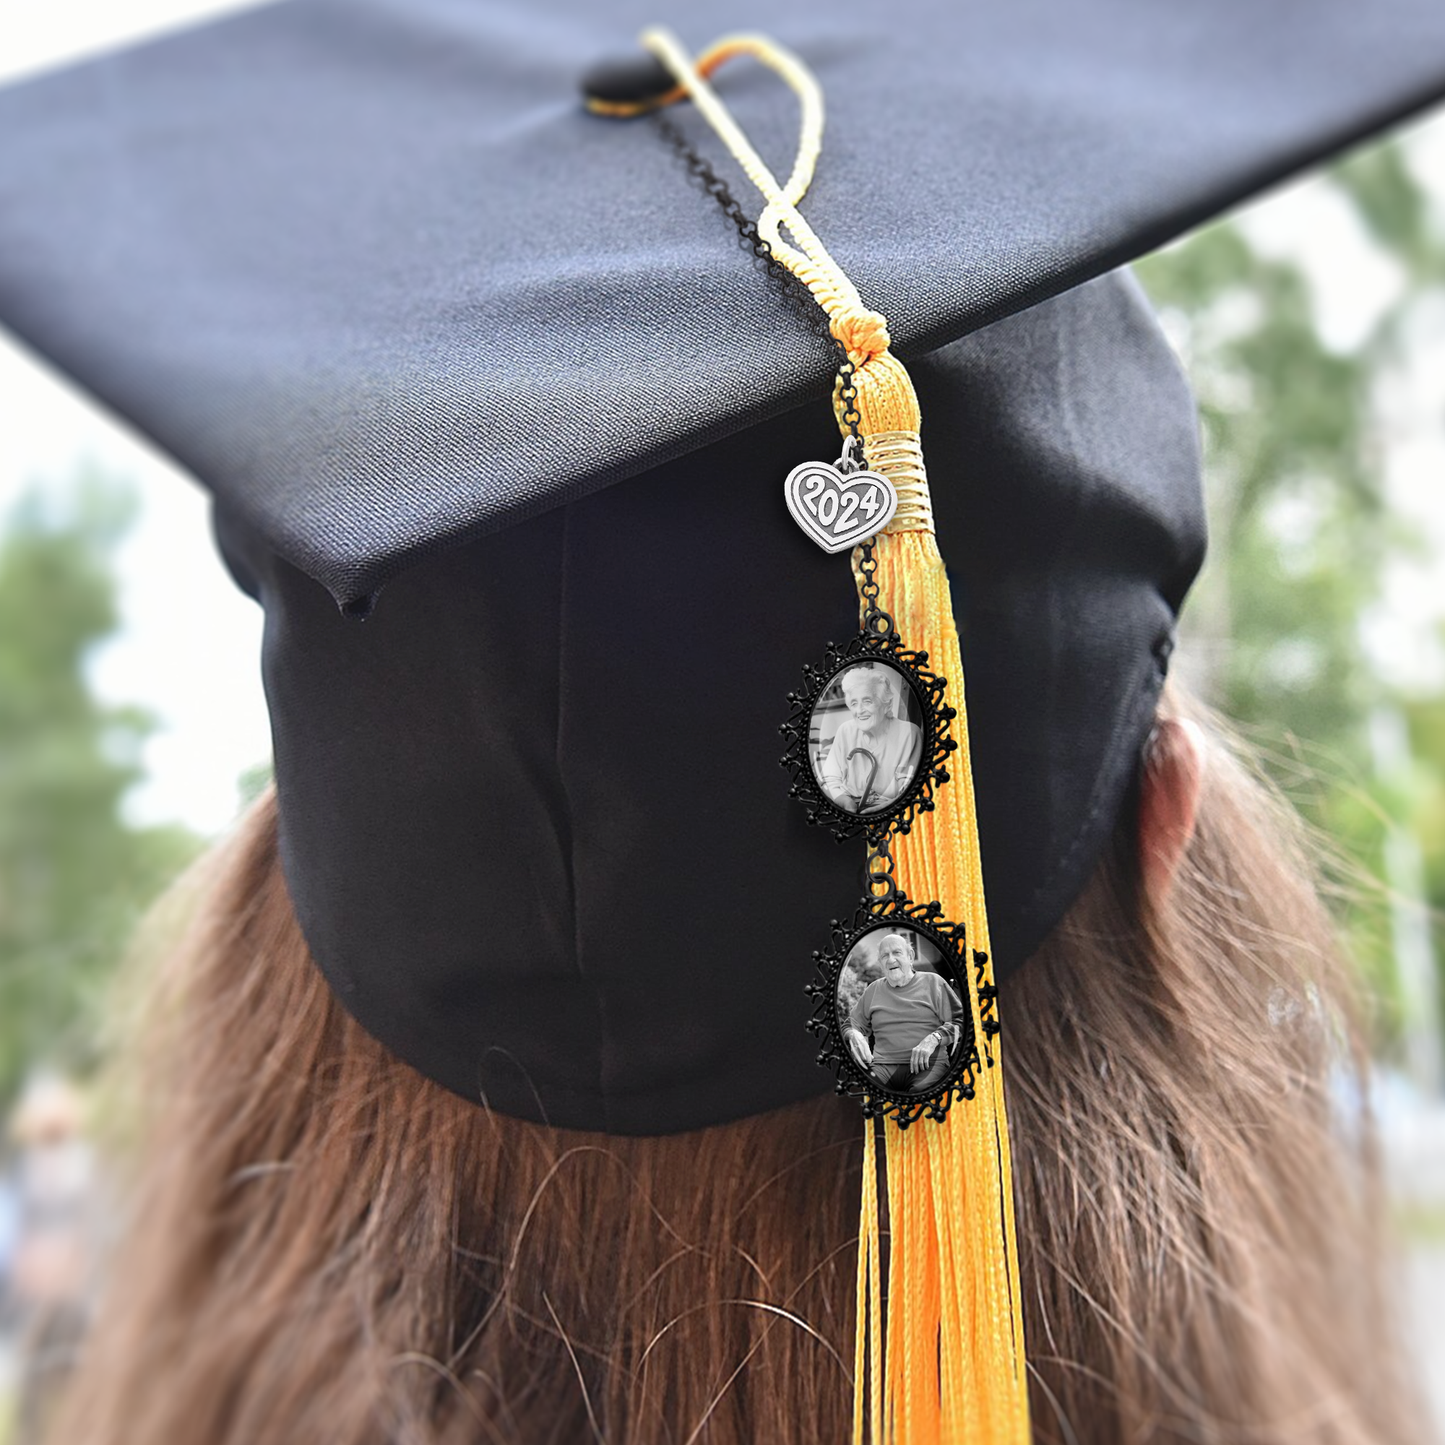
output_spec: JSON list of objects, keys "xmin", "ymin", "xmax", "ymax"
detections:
[{"xmin": 53, "ymin": 706, "xmax": 1427, "ymax": 1444}]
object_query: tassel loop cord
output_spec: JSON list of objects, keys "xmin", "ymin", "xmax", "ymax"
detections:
[{"xmin": 641, "ymin": 27, "xmax": 890, "ymax": 366}]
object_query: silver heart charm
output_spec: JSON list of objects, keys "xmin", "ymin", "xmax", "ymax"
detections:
[{"xmin": 783, "ymin": 459, "xmax": 898, "ymax": 554}]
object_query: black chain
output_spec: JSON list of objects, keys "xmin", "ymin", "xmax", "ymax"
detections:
[
  {"xmin": 857, "ymin": 539, "xmax": 880, "ymax": 605},
  {"xmin": 837, "ymin": 358, "xmax": 862, "ymax": 441},
  {"xmin": 856, "ymin": 538, "xmax": 894, "ymax": 637},
  {"xmin": 861, "ymin": 835, "xmax": 899, "ymax": 907},
  {"xmin": 654, "ymin": 114, "xmax": 862, "ymax": 442}
]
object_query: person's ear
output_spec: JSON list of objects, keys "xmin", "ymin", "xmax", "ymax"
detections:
[{"xmin": 1139, "ymin": 717, "xmax": 1205, "ymax": 905}]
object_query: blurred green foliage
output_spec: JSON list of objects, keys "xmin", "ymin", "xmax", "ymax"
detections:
[
  {"xmin": 1137, "ymin": 137, "xmax": 1445, "ymax": 1052},
  {"xmin": 0, "ymin": 472, "xmax": 200, "ymax": 1104}
]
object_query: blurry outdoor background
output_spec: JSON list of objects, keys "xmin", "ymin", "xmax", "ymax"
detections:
[{"xmin": 2, "ymin": 2, "xmax": 1445, "ymax": 1440}]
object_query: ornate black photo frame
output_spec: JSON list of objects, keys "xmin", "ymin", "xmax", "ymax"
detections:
[
  {"xmin": 779, "ymin": 616, "xmax": 957, "ymax": 845},
  {"xmin": 806, "ymin": 891, "xmax": 997, "ymax": 1127}
]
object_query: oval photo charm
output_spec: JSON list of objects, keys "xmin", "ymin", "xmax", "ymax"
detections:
[
  {"xmin": 806, "ymin": 896, "xmax": 995, "ymax": 1126},
  {"xmin": 784, "ymin": 460, "xmax": 898, "ymax": 553},
  {"xmin": 780, "ymin": 627, "xmax": 956, "ymax": 844}
]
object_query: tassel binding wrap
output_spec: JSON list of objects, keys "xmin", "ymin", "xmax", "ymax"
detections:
[{"xmin": 635, "ymin": 29, "xmax": 1031, "ymax": 1444}]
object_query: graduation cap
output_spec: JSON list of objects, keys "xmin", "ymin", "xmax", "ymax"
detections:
[
  {"xmin": 3, "ymin": 0, "xmax": 1442, "ymax": 1137},
  {"xmin": 4, "ymin": 3, "xmax": 1444, "ymax": 1437}
]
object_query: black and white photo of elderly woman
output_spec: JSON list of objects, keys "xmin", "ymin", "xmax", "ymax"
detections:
[{"xmin": 815, "ymin": 665, "xmax": 923, "ymax": 814}]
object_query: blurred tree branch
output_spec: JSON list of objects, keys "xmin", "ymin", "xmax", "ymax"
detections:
[{"xmin": 0, "ymin": 469, "xmax": 201, "ymax": 1106}]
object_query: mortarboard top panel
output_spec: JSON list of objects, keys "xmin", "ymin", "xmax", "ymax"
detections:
[{"xmin": 0, "ymin": 0, "xmax": 1442, "ymax": 608}]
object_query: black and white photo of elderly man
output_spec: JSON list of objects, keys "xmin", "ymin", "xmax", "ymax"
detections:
[
  {"xmin": 816, "ymin": 666, "xmax": 923, "ymax": 814},
  {"xmin": 844, "ymin": 931, "xmax": 963, "ymax": 1093}
]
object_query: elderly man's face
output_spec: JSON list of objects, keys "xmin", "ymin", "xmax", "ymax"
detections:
[
  {"xmin": 842, "ymin": 673, "xmax": 888, "ymax": 731},
  {"xmin": 877, "ymin": 935, "xmax": 915, "ymax": 987}
]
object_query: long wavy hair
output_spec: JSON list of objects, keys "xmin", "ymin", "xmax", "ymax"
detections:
[{"xmin": 51, "ymin": 700, "xmax": 1427, "ymax": 1444}]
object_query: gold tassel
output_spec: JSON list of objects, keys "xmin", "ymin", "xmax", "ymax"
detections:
[{"xmin": 844, "ymin": 355, "xmax": 1030, "ymax": 1445}]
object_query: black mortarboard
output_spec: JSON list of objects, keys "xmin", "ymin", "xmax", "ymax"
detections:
[{"xmin": 1, "ymin": 0, "xmax": 1443, "ymax": 1134}]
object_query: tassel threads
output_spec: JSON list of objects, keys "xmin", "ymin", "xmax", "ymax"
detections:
[{"xmin": 847, "ymin": 356, "xmax": 1030, "ymax": 1445}]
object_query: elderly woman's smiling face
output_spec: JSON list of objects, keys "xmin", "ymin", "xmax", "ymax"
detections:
[
  {"xmin": 877, "ymin": 933, "xmax": 915, "ymax": 987},
  {"xmin": 841, "ymin": 670, "xmax": 890, "ymax": 732}
]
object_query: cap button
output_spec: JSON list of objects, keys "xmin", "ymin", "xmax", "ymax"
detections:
[{"xmin": 581, "ymin": 54, "xmax": 679, "ymax": 115}]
